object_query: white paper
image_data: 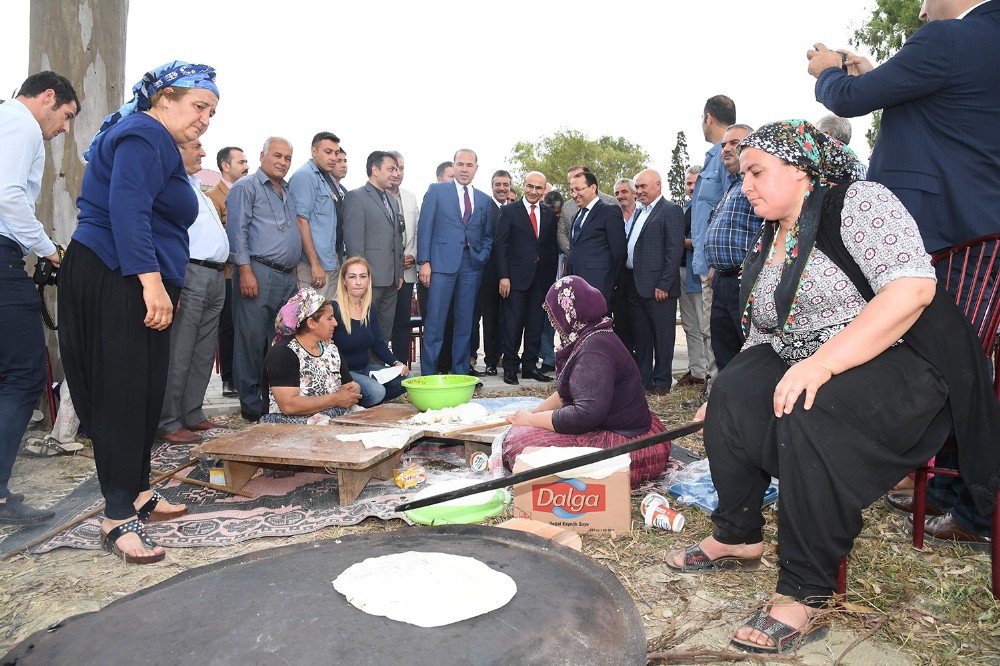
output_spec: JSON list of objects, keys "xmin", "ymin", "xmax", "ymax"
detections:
[
  {"xmin": 368, "ymin": 365, "xmax": 404, "ymax": 384},
  {"xmin": 516, "ymin": 446, "xmax": 631, "ymax": 480},
  {"xmin": 335, "ymin": 428, "xmax": 419, "ymax": 449}
]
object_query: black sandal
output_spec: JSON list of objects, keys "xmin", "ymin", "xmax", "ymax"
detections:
[
  {"xmin": 136, "ymin": 490, "xmax": 187, "ymax": 523},
  {"xmin": 730, "ymin": 606, "xmax": 829, "ymax": 654},
  {"xmin": 666, "ymin": 544, "xmax": 762, "ymax": 574},
  {"xmin": 100, "ymin": 518, "xmax": 165, "ymax": 564}
]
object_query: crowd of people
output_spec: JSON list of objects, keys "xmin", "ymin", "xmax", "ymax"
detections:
[{"xmin": 0, "ymin": 0, "xmax": 998, "ymax": 654}]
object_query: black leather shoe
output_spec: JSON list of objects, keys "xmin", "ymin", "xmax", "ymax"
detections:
[
  {"xmin": 503, "ymin": 372, "xmax": 519, "ymax": 385},
  {"xmin": 882, "ymin": 491, "xmax": 944, "ymax": 517},
  {"xmin": 485, "ymin": 365, "xmax": 497, "ymax": 376},
  {"xmin": 539, "ymin": 363, "xmax": 556, "ymax": 374},
  {"xmin": 0, "ymin": 497, "xmax": 54, "ymax": 525},
  {"xmin": 468, "ymin": 367, "xmax": 485, "ymax": 377},
  {"xmin": 222, "ymin": 380, "xmax": 238, "ymax": 398},
  {"xmin": 523, "ymin": 368, "xmax": 553, "ymax": 382}
]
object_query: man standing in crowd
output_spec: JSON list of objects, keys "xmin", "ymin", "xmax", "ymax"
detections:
[
  {"xmin": 495, "ymin": 171, "xmax": 557, "ymax": 385},
  {"xmin": 704, "ymin": 124, "xmax": 761, "ymax": 371},
  {"xmin": 613, "ymin": 177, "xmax": 639, "ymax": 355},
  {"xmin": 227, "ymin": 137, "xmax": 301, "ymax": 421},
  {"xmin": 417, "ymin": 149, "xmax": 493, "ymax": 375},
  {"xmin": 343, "ymin": 151, "xmax": 403, "ymax": 342},
  {"xmin": 331, "ymin": 148, "xmax": 349, "ymax": 261},
  {"xmin": 814, "ymin": 114, "xmax": 853, "ymax": 144},
  {"xmin": 470, "ymin": 170, "xmax": 511, "ymax": 376},
  {"xmin": 557, "ymin": 165, "xmax": 618, "ymax": 259},
  {"xmin": 436, "ymin": 161, "xmax": 455, "ymax": 182},
  {"xmin": 158, "ymin": 139, "xmax": 230, "ymax": 444},
  {"xmin": 207, "ymin": 146, "xmax": 248, "ymax": 398},
  {"xmin": 289, "ymin": 131, "xmax": 341, "ymax": 299},
  {"xmin": 676, "ymin": 165, "xmax": 713, "ymax": 388},
  {"xmin": 387, "ymin": 150, "xmax": 420, "ymax": 364},
  {"xmin": 417, "ymin": 160, "xmax": 457, "ymax": 373},
  {"xmin": 626, "ymin": 169, "xmax": 685, "ymax": 395},
  {"xmin": 690, "ymin": 95, "xmax": 737, "ymax": 375},
  {"xmin": 565, "ymin": 170, "xmax": 626, "ymax": 311},
  {"xmin": 0, "ymin": 71, "xmax": 78, "ymax": 524},
  {"xmin": 810, "ymin": 0, "xmax": 1000, "ymax": 550}
]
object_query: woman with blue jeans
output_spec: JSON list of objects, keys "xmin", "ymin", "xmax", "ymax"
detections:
[{"xmin": 333, "ymin": 257, "xmax": 407, "ymax": 407}]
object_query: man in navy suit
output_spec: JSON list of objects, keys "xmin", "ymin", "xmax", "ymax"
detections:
[
  {"xmin": 565, "ymin": 171, "xmax": 627, "ymax": 312},
  {"xmin": 810, "ymin": 0, "xmax": 1000, "ymax": 550},
  {"xmin": 495, "ymin": 171, "xmax": 558, "ymax": 385},
  {"xmin": 417, "ymin": 149, "xmax": 494, "ymax": 375}
]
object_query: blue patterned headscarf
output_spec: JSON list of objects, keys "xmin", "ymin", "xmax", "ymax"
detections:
[{"xmin": 84, "ymin": 60, "xmax": 219, "ymax": 161}]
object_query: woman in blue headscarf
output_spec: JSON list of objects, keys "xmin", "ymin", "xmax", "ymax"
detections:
[{"xmin": 58, "ymin": 61, "xmax": 219, "ymax": 564}]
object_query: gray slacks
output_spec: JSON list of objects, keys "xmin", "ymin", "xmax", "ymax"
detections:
[
  {"xmin": 159, "ymin": 262, "xmax": 226, "ymax": 433},
  {"xmin": 372, "ymin": 284, "xmax": 398, "ymax": 345}
]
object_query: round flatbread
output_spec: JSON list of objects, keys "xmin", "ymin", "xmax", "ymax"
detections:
[{"xmin": 333, "ymin": 551, "xmax": 517, "ymax": 627}]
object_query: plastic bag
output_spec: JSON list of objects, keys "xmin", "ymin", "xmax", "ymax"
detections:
[{"xmin": 663, "ymin": 458, "xmax": 778, "ymax": 514}]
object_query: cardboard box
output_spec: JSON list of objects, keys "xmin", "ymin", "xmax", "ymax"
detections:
[{"xmin": 511, "ymin": 447, "xmax": 631, "ymax": 535}]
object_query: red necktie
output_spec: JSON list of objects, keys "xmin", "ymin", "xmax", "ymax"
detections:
[
  {"xmin": 529, "ymin": 204, "xmax": 538, "ymax": 237},
  {"xmin": 462, "ymin": 186, "xmax": 472, "ymax": 225}
]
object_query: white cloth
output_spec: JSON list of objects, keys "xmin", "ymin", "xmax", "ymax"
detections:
[
  {"xmin": 187, "ymin": 176, "xmax": 231, "ymax": 262},
  {"xmin": 0, "ymin": 99, "xmax": 55, "ymax": 258},
  {"xmin": 626, "ymin": 195, "xmax": 661, "ymax": 269}
]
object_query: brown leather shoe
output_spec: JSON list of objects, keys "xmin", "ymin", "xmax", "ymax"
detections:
[
  {"xmin": 674, "ymin": 372, "xmax": 706, "ymax": 387},
  {"xmin": 906, "ymin": 512, "xmax": 992, "ymax": 552},
  {"xmin": 882, "ymin": 491, "xmax": 944, "ymax": 517},
  {"xmin": 187, "ymin": 419, "xmax": 226, "ymax": 432},
  {"xmin": 159, "ymin": 427, "xmax": 202, "ymax": 444}
]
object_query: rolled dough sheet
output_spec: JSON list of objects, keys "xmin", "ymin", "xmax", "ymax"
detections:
[
  {"xmin": 333, "ymin": 551, "xmax": 517, "ymax": 627},
  {"xmin": 334, "ymin": 428, "xmax": 419, "ymax": 449}
]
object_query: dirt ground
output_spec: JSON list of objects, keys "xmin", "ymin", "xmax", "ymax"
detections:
[{"xmin": 1, "ymin": 386, "xmax": 997, "ymax": 664}]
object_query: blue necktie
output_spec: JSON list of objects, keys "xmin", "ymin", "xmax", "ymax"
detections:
[{"xmin": 571, "ymin": 206, "xmax": 587, "ymax": 242}]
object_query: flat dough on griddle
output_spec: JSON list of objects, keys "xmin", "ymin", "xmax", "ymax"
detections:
[{"xmin": 333, "ymin": 551, "xmax": 517, "ymax": 627}]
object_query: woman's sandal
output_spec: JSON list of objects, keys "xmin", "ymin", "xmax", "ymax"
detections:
[
  {"xmin": 730, "ymin": 606, "xmax": 829, "ymax": 654},
  {"xmin": 666, "ymin": 544, "xmax": 762, "ymax": 574},
  {"xmin": 100, "ymin": 519, "xmax": 165, "ymax": 564},
  {"xmin": 136, "ymin": 490, "xmax": 187, "ymax": 523}
]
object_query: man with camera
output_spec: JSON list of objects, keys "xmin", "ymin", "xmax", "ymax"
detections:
[{"xmin": 0, "ymin": 71, "xmax": 79, "ymax": 524}]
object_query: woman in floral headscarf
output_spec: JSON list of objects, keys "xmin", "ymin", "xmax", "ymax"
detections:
[
  {"xmin": 502, "ymin": 276, "xmax": 670, "ymax": 486},
  {"xmin": 668, "ymin": 121, "xmax": 999, "ymax": 655},
  {"xmin": 260, "ymin": 288, "xmax": 361, "ymax": 424}
]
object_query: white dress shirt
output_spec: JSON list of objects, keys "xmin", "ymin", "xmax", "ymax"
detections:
[
  {"xmin": 0, "ymin": 98, "xmax": 56, "ymax": 258},
  {"xmin": 626, "ymin": 195, "xmax": 662, "ymax": 269},
  {"xmin": 454, "ymin": 179, "xmax": 476, "ymax": 218},
  {"xmin": 575, "ymin": 198, "xmax": 596, "ymax": 231},
  {"xmin": 187, "ymin": 176, "xmax": 231, "ymax": 263}
]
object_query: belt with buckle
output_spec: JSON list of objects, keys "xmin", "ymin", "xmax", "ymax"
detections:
[
  {"xmin": 189, "ymin": 258, "xmax": 227, "ymax": 272},
  {"xmin": 251, "ymin": 256, "xmax": 295, "ymax": 273}
]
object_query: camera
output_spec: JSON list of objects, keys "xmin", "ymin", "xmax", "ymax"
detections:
[{"xmin": 32, "ymin": 245, "xmax": 64, "ymax": 287}]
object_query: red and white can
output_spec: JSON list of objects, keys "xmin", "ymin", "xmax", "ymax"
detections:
[{"xmin": 640, "ymin": 492, "xmax": 685, "ymax": 532}]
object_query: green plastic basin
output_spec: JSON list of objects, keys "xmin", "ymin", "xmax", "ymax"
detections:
[{"xmin": 401, "ymin": 374, "xmax": 478, "ymax": 411}]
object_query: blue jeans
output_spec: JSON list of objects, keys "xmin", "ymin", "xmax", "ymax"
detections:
[
  {"xmin": 0, "ymin": 237, "xmax": 47, "ymax": 499},
  {"xmin": 351, "ymin": 365, "xmax": 407, "ymax": 408}
]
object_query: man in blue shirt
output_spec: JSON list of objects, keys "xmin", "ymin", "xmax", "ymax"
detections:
[
  {"xmin": 690, "ymin": 95, "xmax": 737, "ymax": 380},
  {"xmin": 0, "ymin": 71, "xmax": 78, "ymax": 524},
  {"xmin": 226, "ymin": 137, "xmax": 302, "ymax": 420},
  {"xmin": 704, "ymin": 124, "xmax": 762, "ymax": 370},
  {"xmin": 289, "ymin": 131, "xmax": 341, "ymax": 299}
]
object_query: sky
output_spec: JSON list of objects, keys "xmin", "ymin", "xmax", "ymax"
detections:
[{"xmin": 0, "ymin": 0, "xmax": 884, "ymax": 195}]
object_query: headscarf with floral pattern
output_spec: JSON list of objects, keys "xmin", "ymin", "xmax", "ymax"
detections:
[
  {"xmin": 543, "ymin": 276, "xmax": 615, "ymax": 374},
  {"xmin": 274, "ymin": 288, "xmax": 328, "ymax": 342}
]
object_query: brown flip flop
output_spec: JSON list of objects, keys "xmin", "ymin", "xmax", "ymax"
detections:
[
  {"xmin": 136, "ymin": 490, "xmax": 187, "ymax": 523},
  {"xmin": 666, "ymin": 544, "xmax": 762, "ymax": 574},
  {"xmin": 100, "ymin": 519, "xmax": 165, "ymax": 564}
]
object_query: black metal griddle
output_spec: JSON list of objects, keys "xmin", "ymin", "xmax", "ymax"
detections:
[{"xmin": 3, "ymin": 525, "xmax": 647, "ymax": 665}]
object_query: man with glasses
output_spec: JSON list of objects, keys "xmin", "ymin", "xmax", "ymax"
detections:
[
  {"xmin": 565, "ymin": 170, "xmax": 626, "ymax": 311},
  {"xmin": 226, "ymin": 136, "xmax": 302, "ymax": 421},
  {"xmin": 343, "ymin": 151, "xmax": 404, "ymax": 343}
]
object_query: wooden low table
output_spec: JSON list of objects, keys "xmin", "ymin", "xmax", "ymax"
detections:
[
  {"xmin": 192, "ymin": 423, "xmax": 423, "ymax": 505},
  {"xmin": 332, "ymin": 403, "xmax": 511, "ymax": 454}
]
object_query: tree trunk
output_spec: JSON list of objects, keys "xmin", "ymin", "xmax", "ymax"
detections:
[{"xmin": 28, "ymin": 0, "xmax": 128, "ymax": 411}]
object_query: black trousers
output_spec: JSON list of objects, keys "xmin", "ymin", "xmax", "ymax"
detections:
[
  {"xmin": 625, "ymin": 271, "xmax": 676, "ymax": 390},
  {"xmin": 612, "ymin": 282, "xmax": 634, "ymax": 356},
  {"xmin": 472, "ymin": 278, "xmax": 503, "ymax": 367},
  {"xmin": 501, "ymin": 277, "xmax": 548, "ymax": 375},
  {"xmin": 58, "ymin": 242, "xmax": 180, "ymax": 520},
  {"xmin": 391, "ymin": 282, "xmax": 415, "ymax": 364},
  {"xmin": 218, "ymin": 276, "xmax": 234, "ymax": 383},
  {"xmin": 710, "ymin": 272, "xmax": 744, "ymax": 371},
  {"xmin": 705, "ymin": 343, "xmax": 951, "ymax": 602}
]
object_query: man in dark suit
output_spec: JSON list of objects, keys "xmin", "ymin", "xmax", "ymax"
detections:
[
  {"xmin": 626, "ymin": 170, "xmax": 685, "ymax": 395},
  {"xmin": 417, "ymin": 149, "xmax": 494, "ymax": 375},
  {"xmin": 495, "ymin": 171, "xmax": 558, "ymax": 385},
  {"xmin": 343, "ymin": 151, "xmax": 403, "ymax": 342},
  {"xmin": 810, "ymin": 0, "xmax": 1000, "ymax": 550},
  {"xmin": 565, "ymin": 171, "xmax": 627, "ymax": 312},
  {"xmin": 470, "ymin": 170, "xmax": 511, "ymax": 376}
]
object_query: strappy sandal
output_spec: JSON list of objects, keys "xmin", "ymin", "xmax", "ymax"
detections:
[
  {"xmin": 22, "ymin": 435, "xmax": 84, "ymax": 457},
  {"xmin": 100, "ymin": 519, "xmax": 165, "ymax": 564},
  {"xmin": 136, "ymin": 490, "xmax": 187, "ymax": 523},
  {"xmin": 666, "ymin": 544, "xmax": 762, "ymax": 574},
  {"xmin": 730, "ymin": 606, "xmax": 829, "ymax": 654}
]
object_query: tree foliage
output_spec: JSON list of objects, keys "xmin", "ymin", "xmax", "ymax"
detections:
[
  {"xmin": 508, "ymin": 129, "xmax": 649, "ymax": 195},
  {"xmin": 850, "ymin": 0, "xmax": 923, "ymax": 148},
  {"xmin": 667, "ymin": 131, "xmax": 690, "ymax": 205}
]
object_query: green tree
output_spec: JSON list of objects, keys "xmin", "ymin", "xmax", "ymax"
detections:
[
  {"xmin": 667, "ymin": 131, "xmax": 689, "ymax": 205},
  {"xmin": 850, "ymin": 0, "xmax": 923, "ymax": 148},
  {"xmin": 508, "ymin": 129, "xmax": 648, "ymax": 196}
]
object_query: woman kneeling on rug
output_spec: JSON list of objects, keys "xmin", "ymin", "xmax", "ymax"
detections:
[
  {"xmin": 502, "ymin": 276, "xmax": 670, "ymax": 486},
  {"xmin": 260, "ymin": 288, "xmax": 362, "ymax": 424},
  {"xmin": 668, "ymin": 120, "xmax": 999, "ymax": 654}
]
